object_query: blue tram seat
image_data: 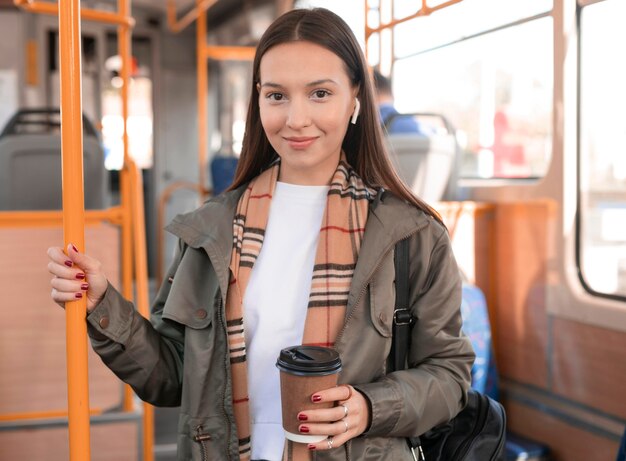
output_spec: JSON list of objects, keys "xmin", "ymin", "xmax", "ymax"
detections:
[
  {"xmin": 460, "ymin": 283, "xmax": 499, "ymax": 400},
  {"xmin": 460, "ymin": 282, "xmax": 551, "ymax": 461},
  {"xmin": 0, "ymin": 108, "xmax": 108, "ymax": 210},
  {"xmin": 210, "ymin": 154, "xmax": 238, "ymax": 196}
]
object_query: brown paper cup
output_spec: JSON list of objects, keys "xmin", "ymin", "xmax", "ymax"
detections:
[
  {"xmin": 279, "ymin": 371, "xmax": 338, "ymax": 442},
  {"xmin": 276, "ymin": 346, "xmax": 342, "ymax": 443}
]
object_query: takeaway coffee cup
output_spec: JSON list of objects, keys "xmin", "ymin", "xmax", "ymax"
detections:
[{"xmin": 276, "ymin": 345, "xmax": 342, "ymax": 443}]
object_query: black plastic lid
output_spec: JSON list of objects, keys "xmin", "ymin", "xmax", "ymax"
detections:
[{"xmin": 276, "ymin": 346, "xmax": 342, "ymax": 376}]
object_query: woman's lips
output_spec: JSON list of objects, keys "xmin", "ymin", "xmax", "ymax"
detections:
[{"xmin": 285, "ymin": 136, "xmax": 317, "ymax": 149}]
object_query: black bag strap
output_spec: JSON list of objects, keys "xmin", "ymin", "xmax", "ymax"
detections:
[
  {"xmin": 391, "ymin": 238, "xmax": 412, "ymax": 371},
  {"xmin": 392, "ymin": 238, "xmax": 425, "ymax": 461}
]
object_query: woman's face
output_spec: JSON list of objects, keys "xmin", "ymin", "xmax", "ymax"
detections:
[{"xmin": 257, "ymin": 41, "xmax": 358, "ymax": 185}]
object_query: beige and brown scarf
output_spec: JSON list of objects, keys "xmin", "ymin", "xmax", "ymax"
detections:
[{"xmin": 225, "ymin": 156, "xmax": 373, "ymax": 460}]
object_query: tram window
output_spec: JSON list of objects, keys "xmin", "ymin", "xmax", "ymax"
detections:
[
  {"xmin": 579, "ymin": 0, "xmax": 626, "ymax": 299},
  {"xmin": 394, "ymin": 17, "xmax": 553, "ymax": 179},
  {"xmin": 393, "ymin": 0, "xmax": 553, "ymax": 57}
]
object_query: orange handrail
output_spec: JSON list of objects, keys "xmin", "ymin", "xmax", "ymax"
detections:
[
  {"xmin": 14, "ymin": 0, "xmax": 135, "ymax": 27},
  {"xmin": 167, "ymin": 0, "xmax": 217, "ymax": 33},
  {"xmin": 365, "ymin": 0, "xmax": 464, "ymax": 38},
  {"xmin": 166, "ymin": 0, "xmax": 255, "ymax": 197},
  {"xmin": 197, "ymin": 0, "xmax": 209, "ymax": 195},
  {"xmin": 0, "ymin": 409, "xmax": 103, "ymax": 422},
  {"xmin": 0, "ymin": 208, "xmax": 125, "ymax": 227},
  {"xmin": 204, "ymin": 45, "xmax": 256, "ymax": 61},
  {"xmin": 58, "ymin": 0, "xmax": 91, "ymax": 459},
  {"xmin": 11, "ymin": 0, "xmax": 154, "ymax": 459},
  {"xmin": 158, "ymin": 0, "xmax": 257, "ymax": 283},
  {"xmin": 128, "ymin": 159, "xmax": 155, "ymax": 461},
  {"xmin": 116, "ymin": 0, "xmax": 136, "ymax": 416}
]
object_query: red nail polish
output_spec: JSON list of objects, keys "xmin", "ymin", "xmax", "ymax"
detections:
[
  {"xmin": 76, "ymin": 273, "xmax": 85, "ymax": 280},
  {"xmin": 308, "ymin": 444, "xmax": 316, "ymax": 451},
  {"xmin": 312, "ymin": 395, "xmax": 322, "ymax": 402},
  {"xmin": 81, "ymin": 283, "xmax": 89, "ymax": 290},
  {"xmin": 298, "ymin": 414, "xmax": 308, "ymax": 421},
  {"xmin": 75, "ymin": 292, "xmax": 83, "ymax": 299},
  {"xmin": 300, "ymin": 426, "xmax": 309, "ymax": 433},
  {"xmin": 71, "ymin": 244, "xmax": 79, "ymax": 253},
  {"xmin": 64, "ymin": 260, "xmax": 73, "ymax": 267}
]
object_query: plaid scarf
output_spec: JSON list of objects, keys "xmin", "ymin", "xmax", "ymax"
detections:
[{"xmin": 226, "ymin": 156, "xmax": 373, "ymax": 460}]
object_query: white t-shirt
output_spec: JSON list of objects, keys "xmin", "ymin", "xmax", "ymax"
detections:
[{"xmin": 243, "ymin": 181, "xmax": 329, "ymax": 461}]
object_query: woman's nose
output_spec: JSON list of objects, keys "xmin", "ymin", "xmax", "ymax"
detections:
[{"xmin": 286, "ymin": 100, "xmax": 311, "ymax": 129}]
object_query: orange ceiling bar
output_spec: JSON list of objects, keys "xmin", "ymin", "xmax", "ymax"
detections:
[
  {"xmin": 0, "ymin": 208, "xmax": 125, "ymax": 227},
  {"xmin": 14, "ymin": 0, "xmax": 135, "ymax": 27},
  {"xmin": 167, "ymin": 0, "xmax": 217, "ymax": 33},
  {"xmin": 365, "ymin": 0, "xmax": 463, "ymax": 38},
  {"xmin": 204, "ymin": 45, "xmax": 256, "ymax": 61}
]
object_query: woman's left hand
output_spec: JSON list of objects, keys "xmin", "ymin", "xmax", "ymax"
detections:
[{"xmin": 298, "ymin": 384, "xmax": 370, "ymax": 451}]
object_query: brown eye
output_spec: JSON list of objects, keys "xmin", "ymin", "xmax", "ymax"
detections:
[
  {"xmin": 267, "ymin": 92, "xmax": 284, "ymax": 101},
  {"xmin": 312, "ymin": 89, "xmax": 330, "ymax": 99}
]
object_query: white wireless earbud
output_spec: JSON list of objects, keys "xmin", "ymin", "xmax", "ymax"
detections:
[{"xmin": 351, "ymin": 98, "xmax": 360, "ymax": 124}]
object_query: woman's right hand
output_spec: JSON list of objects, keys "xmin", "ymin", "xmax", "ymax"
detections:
[{"xmin": 47, "ymin": 243, "xmax": 108, "ymax": 313}]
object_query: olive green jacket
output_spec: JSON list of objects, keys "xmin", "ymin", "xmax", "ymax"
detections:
[{"xmin": 86, "ymin": 186, "xmax": 474, "ymax": 460}]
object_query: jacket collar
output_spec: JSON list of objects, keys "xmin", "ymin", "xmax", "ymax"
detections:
[
  {"xmin": 165, "ymin": 186, "xmax": 432, "ymax": 303},
  {"xmin": 164, "ymin": 184, "xmax": 246, "ymax": 301},
  {"xmin": 347, "ymin": 190, "xmax": 431, "ymax": 307}
]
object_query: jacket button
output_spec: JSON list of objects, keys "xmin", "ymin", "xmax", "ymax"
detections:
[
  {"xmin": 379, "ymin": 313, "xmax": 387, "ymax": 324},
  {"xmin": 99, "ymin": 316, "xmax": 110, "ymax": 329},
  {"xmin": 195, "ymin": 309, "xmax": 207, "ymax": 319}
]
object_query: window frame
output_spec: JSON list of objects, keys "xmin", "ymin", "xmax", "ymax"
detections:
[{"xmin": 575, "ymin": 0, "xmax": 626, "ymax": 303}]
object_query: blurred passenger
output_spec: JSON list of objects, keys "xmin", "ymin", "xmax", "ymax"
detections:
[
  {"xmin": 372, "ymin": 69, "xmax": 430, "ymax": 135},
  {"xmin": 47, "ymin": 8, "xmax": 473, "ymax": 461}
]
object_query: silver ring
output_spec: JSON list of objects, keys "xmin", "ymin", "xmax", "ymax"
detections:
[
  {"xmin": 327, "ymin": 436, "xmax": 334, "ymax": 449},
  {"xmin": 341, "ymin": 404, "xmax": 348, "ymax": 417},
  {"xmin": 343, "ymin": 419, "xmax": 349, "ymax": 433}
]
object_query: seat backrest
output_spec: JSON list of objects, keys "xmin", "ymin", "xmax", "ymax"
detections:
[
  {"xmin": 385, "ymin": 133, "xmax": 457, "ymax": 203},
  {"xmin": 0, "ymin": 133, "xmax": 107, "ymax": 210},
  {"xmin": 210, "ymin": 155, "xmax": 238, "ymax": 196}
]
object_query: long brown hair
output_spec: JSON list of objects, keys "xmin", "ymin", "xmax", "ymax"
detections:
[{"xmin": 228, "ymin": 8, "xmax": 443, "ymax": 225}]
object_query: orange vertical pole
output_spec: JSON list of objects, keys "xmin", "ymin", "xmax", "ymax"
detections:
[
  {"xmin": 117, "ymin": 0, "xmax": 135, "ymax": 413},
  {"xmin": 117, "ymin": 1, "xmax": 154, "ymax": 457},
  {"xmin": 129, "ymin": 160, "xmax": 154, "ymax": 461},
  {"xmin": 58, "ymin": 0, "xmax": 91, "ymax": 459},
  {"xmin": 197, "ymin": 0, "xmax": 208, "ymax": 195}
]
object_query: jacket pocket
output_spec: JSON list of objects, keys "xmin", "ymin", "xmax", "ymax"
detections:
[
  {"xmin": 162, "ymin": 246, "xmax": 220, "ymax": 330},
  {"xmin": 368, "ymin": 252, "xmax": 396, "ymax": 338}
]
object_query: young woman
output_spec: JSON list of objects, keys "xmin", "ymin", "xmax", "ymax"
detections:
[{"xmin": 47, "ymin": 8, "xmax": 473, "ymax": 461}]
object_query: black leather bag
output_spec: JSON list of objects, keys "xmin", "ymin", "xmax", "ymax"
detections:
[{"xmin": 392, "ymin": 238, "xmax": 506, "ymax": 461}]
